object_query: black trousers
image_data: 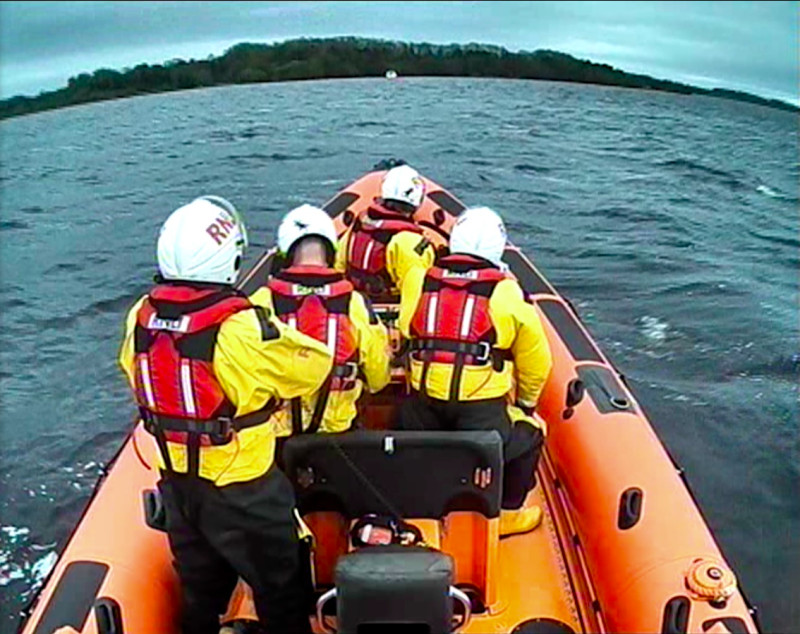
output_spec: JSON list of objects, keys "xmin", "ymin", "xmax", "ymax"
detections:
[
  {"xmin": 157, "ymin": 468, "xmax": 313, "ymax": 634},
  {"xmin": 395, "ymin": 394, "xmax": 544, "ymax": 509}
]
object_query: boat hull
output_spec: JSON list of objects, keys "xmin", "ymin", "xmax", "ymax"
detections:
[{"xmin": 19, "ymin": 163, "xmax": 759, "ymax": 634}]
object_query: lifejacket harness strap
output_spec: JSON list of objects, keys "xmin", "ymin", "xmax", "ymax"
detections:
[
  {"xmin": 411, "ymin": 338, "xmax": 512, "ymax": 402},
  {"xmin": 290, "ymin": 398, "xmax": 303, "ymax": 437},
  {"xmin": 410, "ymin": 338, "xmax": 512, "ymax": 365},
  {"xmin": 290, "ymin": 362, "xmax": 360, "ymax": 435},
  {"xmin": 142, "ymin": 397, "xmax": 282, "ymax": 474}
]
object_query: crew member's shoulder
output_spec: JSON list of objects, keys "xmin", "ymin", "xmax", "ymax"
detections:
[
  {"xmin": 349, "ymin": 288, "xmax": 381, "ymax": 325},
  {"xmin": 130, "ymin": 294, "xmax": 149, "ymax": 310},
  {"xmin": 390, "ymin": 228, "xmax": 429, "ymax": 250},
  {"xmin": 124, "ymin": 294, "xmax": 148, "ymax": 324},
  {"xmin": 493, "ymin": 276, "xmax": 526, "ymax": 302},
  {"xmin": 246, "ymin": 286, "xmax": 274, "ymax": 308},
  {"xmin": 219, "ymin": 290, "xmax": 280, "ymax": 341}
]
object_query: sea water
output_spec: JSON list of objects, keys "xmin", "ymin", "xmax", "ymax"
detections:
[{"xmin": 0, "ymin": 77, "xmax": 797, "ymax": 632}]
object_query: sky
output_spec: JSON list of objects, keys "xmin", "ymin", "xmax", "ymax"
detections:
[{"xmin": 0, "ymin": 1, "xmax": 797, "ymax": 106}]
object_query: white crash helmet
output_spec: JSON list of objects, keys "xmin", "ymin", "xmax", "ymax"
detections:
[
  {"xmin": 449, "ymin": 206, "xmax": 507, "ymax": 268},
  {"xmin": 381, "ymin": 164, "xmax": 426, "ymax": 209},
  {"xmin": 277, "ymin": 204, "xmax": 337, "ymax": 258},
  {"xmin": 157, "ymin": 195, "xmax": 248, "ymax": 285}
]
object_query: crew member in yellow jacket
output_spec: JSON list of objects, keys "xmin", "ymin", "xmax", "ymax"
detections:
[
  {"xmin": 258, "ymin": 203, "xmax": 391, "ymax": 447},
  {"xmin": 119, "ymin": 195, "xmax": 331, "ymax": 634},
  {"xmin": 335, "ymin": 163, "xmax": 436, "ymax": 299},
  {"xmin": 397, "ymin": 206, "xmax": 553, "ymax": 536}
]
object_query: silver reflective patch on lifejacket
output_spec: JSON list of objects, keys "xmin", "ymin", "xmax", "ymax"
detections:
[
  {"xmin": 442, "ymin": 270, "xmax": 479, "ymax": 279},
  {"xmin": 292, "ymin": 284, "xmax": 331, "ymax": 296},
  {"xmin": 148, "ymin": 313, "xmax": 190, "ymax": 332}
]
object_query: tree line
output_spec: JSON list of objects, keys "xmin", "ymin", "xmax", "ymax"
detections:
[{"xmin": 1, "ymin": 36, "xmax": 796, "ymax": 120}]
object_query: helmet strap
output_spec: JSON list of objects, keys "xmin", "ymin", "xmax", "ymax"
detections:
[{"xmin": 382, "ymin": 199, "xmax": 416, "ymax": 215}]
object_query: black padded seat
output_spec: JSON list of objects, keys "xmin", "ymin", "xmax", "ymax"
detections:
[
  {"xmin": 282, "ymin": 430, "xmax": 503, "ymax": 519},
  {"xmin": 335, "ymin": 545, "xmax": 454, "ymax": 634}
]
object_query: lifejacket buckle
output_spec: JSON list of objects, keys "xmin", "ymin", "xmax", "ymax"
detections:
[
  {"xmin": 139, "ymin": 408, "xmax": 157, "ymax": 436},
  {"xmin": 340, "ymin": 362, "xmax": 359, "ymax": 381},
  {"xmin": 208, "ymin": 417, "xmax": 234, "ymax": 445},
  {"xmin": 475, "ymin": 342, "xmax": 492, "ymax": 363}
]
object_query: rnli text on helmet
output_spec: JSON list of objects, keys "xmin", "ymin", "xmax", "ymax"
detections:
[{"xmin": 207, "ymin": 214, "xmax": 237, "ymax": 245}]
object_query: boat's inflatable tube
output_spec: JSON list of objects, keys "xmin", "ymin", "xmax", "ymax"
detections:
[
  {"xmin": 530, "ymin": 284, "xmax": 758, "ymax": 633},
  {"xmin": 18, "ymin": 424, "xmax": 180, "ymax": 634}
]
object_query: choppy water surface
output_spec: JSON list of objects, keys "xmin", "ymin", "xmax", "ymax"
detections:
[{"xmin": 0, "ymin": 78, "xmax": 797, "ymax": 632}]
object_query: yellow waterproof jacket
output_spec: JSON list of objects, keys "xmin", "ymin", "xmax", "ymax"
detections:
[
  {"xmin": 398, "ymin": 262, "xmax": 552, "ymax": 406},
  {"xmin": 119, "ymin": 291, "xmax": 333, "ymax": 486},
  {"xmin": 251, "ymin": 280, "xmax": 391, "ymax": 436},
  {"xmin": 334, "ymin": 208, "xmax": 436, "ymax": 295}
]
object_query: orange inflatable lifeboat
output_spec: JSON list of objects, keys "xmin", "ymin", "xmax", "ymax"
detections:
[{"xmin": 18, "ymin": 160, "xmax": 760, "ymax": 634}]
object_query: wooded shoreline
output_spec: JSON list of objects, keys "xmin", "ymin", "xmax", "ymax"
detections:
[{"xmin": 2, "ymin": 36, "xmax": 796, "ymax": 120}]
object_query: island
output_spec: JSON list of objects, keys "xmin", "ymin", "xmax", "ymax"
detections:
[{"xmin": 1, "ymin": 36, "xmax": 796, "ymax": 120}]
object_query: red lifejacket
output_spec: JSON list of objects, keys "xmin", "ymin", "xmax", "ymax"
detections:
[
  {"xmin": 344, "ymin": 200, "xmax": 424, "ymax": 296},
  {"xmin": 408, "ymin": 255, "xmax": 511, "ymax": 400},
  {"xmin": 267, "ymin": 266, "xmax": 359, "ymax": 433},
  {"xmin": 133, "ymin": 283, "xmax": 280, "ymax": 469}
]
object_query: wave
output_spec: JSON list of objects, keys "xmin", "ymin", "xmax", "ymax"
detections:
[
  {"xmin": 513, "ymin": 163, "xmax": 552, "ymax": 174},
  {"xmin": 226, "ymin": 149, "xmax": 335, "ymax": 164},
  {"xmin": 575, "ymin": 205, "xmax": 675, "ymax": 225},
  {"xmin": 729, "ymin": 354, "xmax": 800, "ymax": 381},
  {"xmin": 571, "ymin": 247, "xmax": 640, "ymax": 262},
  {"xmin": 0, "ymin": 297, "xmax": 28, "ymax": 310},
  {"xmin": 43, "ymin": 262, "xmax": 85, "ymax": 275},
  {"xmin": 78, "ymin": 292, "xmax": 144, "ymax": 316},
  {"xmin": 619, "ymin": 173, "xmax": 655, "ymax": 181},
  {"xmin": 237, "ymin": 126, "xmax": 263, "ymax": 139},
  {"xmin": 653, "ymin": 236, "xmax": 694, "ymax": 249},
  {"xmin": 659, "ymin": 280, "xmax": 748, "ymax": 298},
  {"xmin": 67, "ymin": 430, "xmax": 129, "ymax": 465},
  {"xmin": 353, "ymin": 121, "xmax": 390, "ymax": 128},
  {"xmin": 38, "ymin": 167, "xmax": 71, "ymax": 179},
  {"xmin": 208, "ymin": 130, "xmax": 237, "ymax": 142},
  {"xmin": 746, "ymin": 228, "xmax": 800, "ymax": 250},
  {"xmin": 756, "ymin": 184, "xmax": 781, "ymax": 198},
  {"xmin": 0, "ymin": 220, "xmax": 30, "ymax": 231},
  {"xmin": 0, "ymin": 524, "xmax": 57, "ymax": 601},
  {"xmin": 639, "ymin": 315, "xmax": 669, "ymax": 343},
  {"xmin": 85, "ymin": 254, "xmax": 110, "ymax": 266},
  {"xmin": 660, "ymin": 157, "xmax": 745, "ymax": 189},
  {"xmin": 75, "ymin": 173, "xmax": 101, "ymax": 185},
  {"xmin": 33, "ymin": 290, "xmax": 145, "ymax": 330},
  {"xmin": 756, "ymin": 184, "xmax": 798, "ymax": 203}
]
